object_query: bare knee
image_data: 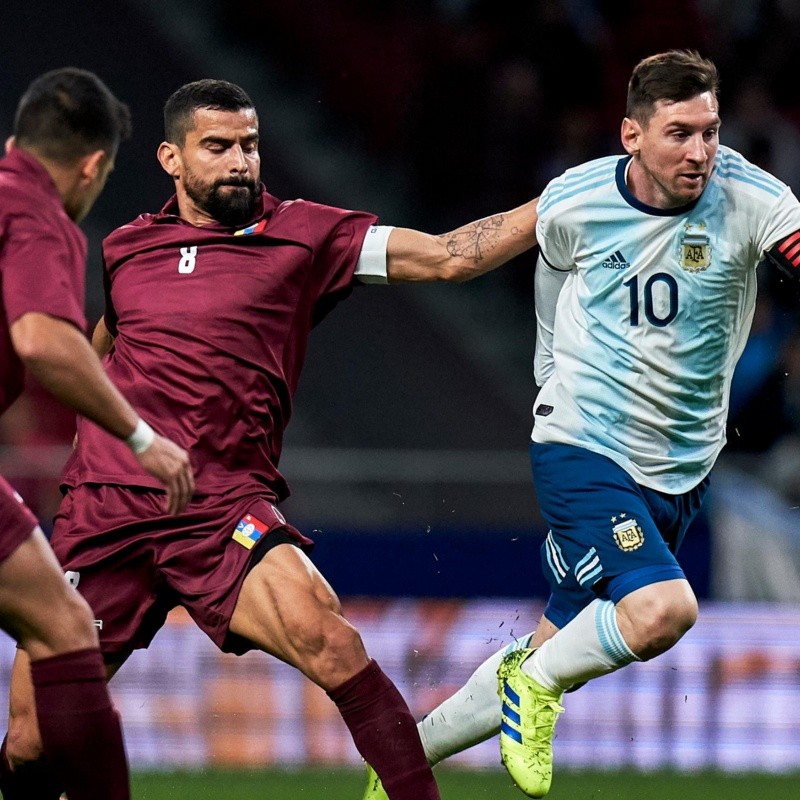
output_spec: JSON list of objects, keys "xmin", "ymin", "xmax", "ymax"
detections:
[
  {"xmin": 0, "ymin": 530, "xmax": 99, "ymax": 659},
  {"xmin": 287, "ymin": 603, "xmax": 368, "ymax": 688},
  {"xmin": 25, "ymin": 586, "xmax": 98, "ymax": 658},
  {"xmin": 617, "ymin": 580, "xmax": 698, "ymax": 660},
  {"xmin": 54, "ymin": 589, "xmax": 98, "ymax": 648}
]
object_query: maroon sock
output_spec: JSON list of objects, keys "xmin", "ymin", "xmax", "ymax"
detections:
[
  {"xmin": 327, "ymin": 659, "xmax": 439, "ymax": 800},
  {"xmin": 30, "ymin": 648, "xmax": 130, "ymax": 800},
  {"xmin": 0, "ymin": 735, "xmax": 62, "ymax": 800}
]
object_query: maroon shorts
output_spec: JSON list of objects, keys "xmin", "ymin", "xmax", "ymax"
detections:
[
  {"xmin": 52, "ymin": 483, "xmax": 313, "ymax": 657},
  {"xmin": 0, "ymin": 476, "xmax": 38, "ymax": 563}
]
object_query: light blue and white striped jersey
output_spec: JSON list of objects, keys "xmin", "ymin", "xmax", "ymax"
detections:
[{"xmin": 532, "ymin": 145, "xmax": 800, "ymax": 493}]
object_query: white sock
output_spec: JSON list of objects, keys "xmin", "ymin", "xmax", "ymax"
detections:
[
  {"xmin": 417, "ymin": 631, "xmax": 535, "ymax": 765},
  {"xmin": 522, "ymin": 599, "xmax": 639, "ymax": 692}
]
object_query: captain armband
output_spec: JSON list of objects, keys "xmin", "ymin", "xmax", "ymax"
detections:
[
  {"xmin": 354, "ymin": 225, "xmax": 393, "ymax": 284},
  {"xmin": 764, "ymin": 231, "xmax": 800, "ymax": 281}
]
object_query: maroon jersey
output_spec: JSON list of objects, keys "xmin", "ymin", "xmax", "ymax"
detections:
[
  {"xmin": 0, "ymin": 149, "xmax": 87, "ymax": 414},
  {"xmin": 62, "ymin": 187, "xmax": 377, "ymax": 498}
]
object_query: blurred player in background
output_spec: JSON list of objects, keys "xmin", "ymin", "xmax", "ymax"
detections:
[
  {"xmin": 1, "ymin": 78, "xmax": 539, "ymax": 800},
  {"xmin": 0, "ymin": 68, "xmax": 194, "ymax": 800},
  {"xmin": 362, "ymin": 48, "xmax": 800, "ymax": 799}
]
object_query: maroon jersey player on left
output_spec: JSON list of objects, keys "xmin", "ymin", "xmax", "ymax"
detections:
[
  {"xmin": 0, "ymin": 68, "xmax": 194, "ymax": 800},
  {"xmin": 4, "ymin": 78, "xmax": 542, "ymax": 800}
]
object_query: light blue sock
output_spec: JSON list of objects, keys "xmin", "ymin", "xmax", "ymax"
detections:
[{"xmin": 522, "ymin": 599, "xmax": 639, "ymax": 692}]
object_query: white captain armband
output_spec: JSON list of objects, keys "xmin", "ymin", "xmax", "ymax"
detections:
[
  {"xmin": 765, "ymin": 230, "xmax": 800, "ymax": 281},
  {"xmin": 354, "ymin": 225, "xmax": 394, "ymax": 284}
]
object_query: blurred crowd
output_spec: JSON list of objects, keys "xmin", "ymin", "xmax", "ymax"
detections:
[{"xmin": 222, "ymin": 0, "xmax": 800, "ymax": 212}]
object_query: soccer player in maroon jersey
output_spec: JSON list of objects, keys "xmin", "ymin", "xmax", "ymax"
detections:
[
  {"xmin": 0, "ymin": 69, "xmax": 195, "ymax": 800},
  {"xmin": 2, "ymin": 78, "xmax": 539, "ymax": 800}
]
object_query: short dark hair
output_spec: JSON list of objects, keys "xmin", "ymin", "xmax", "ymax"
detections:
[
  {"xmin": 164, "ymin": 79, "xmax": 255, "ymax": 145},
  {"xmin": 626, "ymin": 50, "xmax": 720, "ymax": 124},
  {"xmin": 13, "ymin": 67, "xmax": 131, "ymax": 163}
]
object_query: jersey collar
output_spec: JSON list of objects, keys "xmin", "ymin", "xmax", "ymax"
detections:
[
  {"xmin": 0, "ymin": 148, "xmax": 62, "ymax": 203},
  {"xmin": 615, "ymin": 155, "xmax": 703, "ymax": 216}
]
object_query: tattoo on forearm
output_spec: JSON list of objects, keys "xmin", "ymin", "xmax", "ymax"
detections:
[{"xmin": 440, "ymin": 214, "xmax": 523, "ymax": 262}]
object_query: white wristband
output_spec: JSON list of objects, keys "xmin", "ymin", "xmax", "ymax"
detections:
[{"xmin": 126, "ymin": 418, "xmax": 155, "ymax": 454}]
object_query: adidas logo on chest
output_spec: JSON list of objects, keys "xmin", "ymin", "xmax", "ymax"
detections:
[{"xmin": 601, "ymin": 250, "xmax": 631, "ymax": 269}]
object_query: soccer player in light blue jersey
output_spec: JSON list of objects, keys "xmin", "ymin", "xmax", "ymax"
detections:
[{"xmin": 363, "ymin": 49, "xmax": 800, "ymax": 800}]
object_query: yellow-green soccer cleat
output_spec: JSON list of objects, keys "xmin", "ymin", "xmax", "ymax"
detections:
[
  {"xmin": 361, "ymin": 763, "xmax": 389, "ymax": 800},
  {"xmin": 498, "ymin": 648, "xmax": 565, "ymax": 797}
]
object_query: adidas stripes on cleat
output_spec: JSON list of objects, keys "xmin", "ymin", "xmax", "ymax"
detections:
[{"xmin": 497, "ymin": 648, "xmax": 564, "ymax": 798}]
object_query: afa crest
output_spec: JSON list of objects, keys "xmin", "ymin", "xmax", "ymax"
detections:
[
  {"xmin": 612, "ymin": 518, "xmax": 645, "ymax": 552},
  {"xmin": 678, "ymin": 222, "xmax": 712, "ymax": 273}
]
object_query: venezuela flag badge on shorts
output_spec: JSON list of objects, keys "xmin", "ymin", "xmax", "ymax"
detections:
[{"xmin": 233, "ymin": 513, "xmax": 269, "ymax": 550}]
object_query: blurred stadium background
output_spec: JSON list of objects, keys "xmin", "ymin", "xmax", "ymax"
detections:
[{"xmin": 2, "ymin": 0, "xmax": 800, "ymax": 797}]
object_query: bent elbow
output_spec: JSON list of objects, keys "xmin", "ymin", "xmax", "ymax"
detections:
[
  {"xmin": 10, "ymin": 313, "xmax": 72, "ymax": 370},
  {"xmin": 11, "ymin": 328, "xmax": 46, "ymax": 365}
]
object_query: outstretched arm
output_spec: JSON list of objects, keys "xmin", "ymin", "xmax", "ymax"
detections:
[{"xmin": 385, "ymin": 197, "xmax": 538, "ymax": 283}]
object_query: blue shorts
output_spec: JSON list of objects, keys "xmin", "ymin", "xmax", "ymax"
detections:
[{"xmin": 530, "ymin": 442, "xmax": 709, "ymax": 629}]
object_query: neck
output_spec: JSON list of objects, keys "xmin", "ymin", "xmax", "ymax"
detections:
[
  {"xmin": 176, "ymin": 194, "xmax": 217, "ymax": 227},
  {"xmin": 21, "ymin": 147, "xmax": 82, "ymax": 219},
  {"xmin": 625, "ymin": 158, "xmax": 667, "ymax": 208}
]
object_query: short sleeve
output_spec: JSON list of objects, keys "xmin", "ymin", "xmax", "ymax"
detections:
[
  {"xmin": 305, "ymin": 203, "xmax": 378, "ymax": 324},
  {"xmin": 0, "ymin": 210, "xmax": 86, "ymax": 331}
]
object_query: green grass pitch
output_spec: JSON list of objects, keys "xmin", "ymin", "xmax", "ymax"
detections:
[{"xmin": 131, "ymin": 767, "xmax": 799, "ymax": 799}]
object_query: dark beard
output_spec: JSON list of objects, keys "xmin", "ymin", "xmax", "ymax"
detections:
[{"xmin": 185, "ymin": 176, "xmax": 258, "ymax": 227}]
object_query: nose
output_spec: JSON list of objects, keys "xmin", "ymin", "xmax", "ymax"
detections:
[
  {"xmin": 228, "ymin": 145, "xmax": 248, "ymax": 173},
  {"xmin": 686, "ymin": 134, "xmax": 707, "ymax": 164}
]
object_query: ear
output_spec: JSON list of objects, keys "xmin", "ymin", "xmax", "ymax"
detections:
[
  {"xmin": 5, "ymin": 136, "xmax": 15, "ymax": 155},
  {"xmin": 157, "ymin": 141, "xmax": 181, "ymax": 179},
  {"xmin": 621, "ymin": 117, "xmax": 642, "ymax": 157},
  {"xmin": 78, "ymin": 149, "xmax": 107, "ymax": 185}
]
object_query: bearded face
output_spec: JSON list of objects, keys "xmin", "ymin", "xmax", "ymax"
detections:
[
  {"xmin": 160, "ymin": 106, "xmax": 262, "ymax": 228},
  {"xmin": 182, "ymin": 167, "xmax": 259, "ymax": 228}
]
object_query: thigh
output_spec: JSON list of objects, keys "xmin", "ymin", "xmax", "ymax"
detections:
[
  {"xmin": 52, "ymin": 485, "xmax": 173, "ymax": 658},
  {"xmin": 0, "ymin": 478, "xmax": 97, "ymax": 656},
  {"xmin": 531, "ymin": 442, "xmax": 685, "ymax": 614},
  {"xmin": 0, "ymin": 476, "xmax": 38, "ymax": 564},
  {"xmin": 0, "ymin": 527, "xmax": 96, "ymax": 658},
  {"xmin": 56, "ymin": 485, "xmax": 316, "ymax": 658},
  {"xmin": 230, "ymin": 542, "xmax": 339, "ymax": 655},
  {"xmin": 157, "ymin": 488, "xmax": 313, "ymax": 654},
  {"xmin": 229, "ymin": 542, "xmax": 368, "ymax": 688}
]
